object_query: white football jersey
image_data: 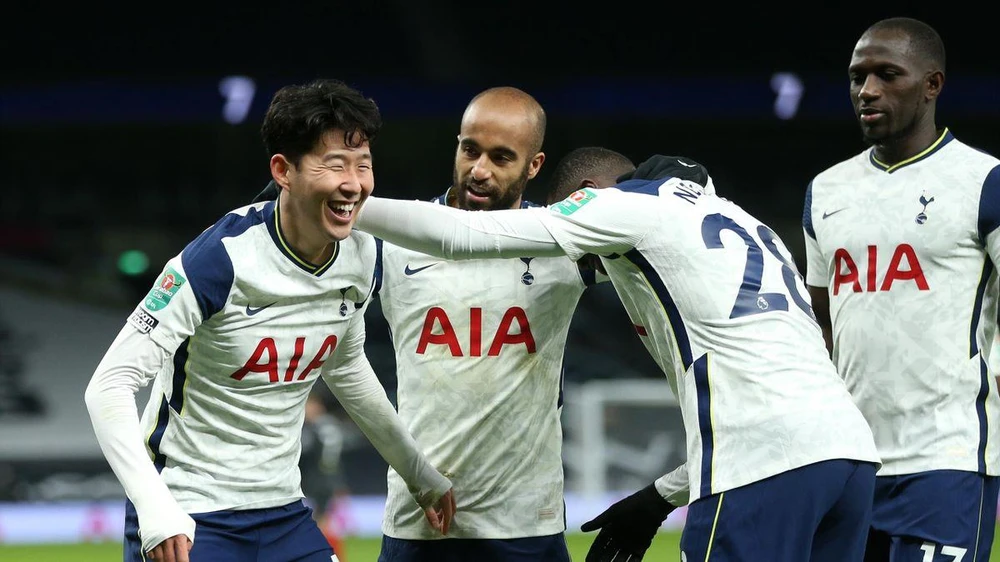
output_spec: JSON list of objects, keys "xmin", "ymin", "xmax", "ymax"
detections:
[
  {"xmin": 128, "ymin": 200, "xmax": 379, "ymax": 513},
  {"xmin": 378, "ymin": 192, "xmax": 594, "ymax": 539},
  {"xmin": 804, "ymin": 129, "xmax": 1000, "ymax": 476},
  {"xmin": 537, "ymin": 179, "xmax": 880, "ymax": 502}
]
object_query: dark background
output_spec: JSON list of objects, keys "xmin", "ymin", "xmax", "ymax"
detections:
[{"xmin": 4, "ymin": 1, "xmax": 996, "ymax": 276}]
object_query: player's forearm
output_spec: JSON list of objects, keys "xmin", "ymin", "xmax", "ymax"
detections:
[
  {"xmin": 356, "ymin": 196, "xmax": 565, "ymax": 259},
  {"xmin": 85, "ymin": 327, "xmax": 195, "ymax": 549},
  {"xmin": 654, "ymin": 463, "xmax": 690, "ymax": 507},
  {"xmin": 323, "ymin": 357, "xmax": 451, "ymax": 507}
]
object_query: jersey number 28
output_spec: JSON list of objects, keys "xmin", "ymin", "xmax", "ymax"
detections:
[{"xmin": 702, "ymin": 213, "xmax": 815, "ymax": 320}]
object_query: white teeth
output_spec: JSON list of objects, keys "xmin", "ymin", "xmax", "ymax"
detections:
[{"xmin": 329, "ymin": 202, "xmax": 355, "ymax": 212}]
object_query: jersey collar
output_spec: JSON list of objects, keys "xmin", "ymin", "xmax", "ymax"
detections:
[
  {"xmin": 265, "ymin": 199, "xmax": 339, "ymax": 276},
  {"xmin": 869, "ymin": 128, "xmax": 954, "ymax": 174}
]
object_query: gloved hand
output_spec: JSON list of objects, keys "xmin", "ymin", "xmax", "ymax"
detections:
[
  {"xmin": 251, "ymin": 180, "xmax": 280, "ymax": 203},
  {"xmin": 617, "ymin": 155, "xmax": 710, "ymax": 187},
  {"xmin": 581, "ymin": 483, "xmax": 675, "ymax": 562}
]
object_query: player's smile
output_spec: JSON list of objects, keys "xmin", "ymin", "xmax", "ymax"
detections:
[{"xmin": 325, "ymin": 199, "xmax": 358, "ymax": 224}]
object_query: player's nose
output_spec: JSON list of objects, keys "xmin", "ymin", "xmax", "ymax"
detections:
[{"xmin": 470, "ymin": 156, "xmax": 493, "ymax": 181}]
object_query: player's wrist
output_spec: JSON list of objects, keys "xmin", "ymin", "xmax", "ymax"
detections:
[{"xmin": 639, "ymin": 482, "xmax": 675, "ymax": 521}]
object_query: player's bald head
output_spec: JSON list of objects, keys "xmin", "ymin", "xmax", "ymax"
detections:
[{"xmin": 462, "ymin": 87, "xmax": 546, "ymax": 154}]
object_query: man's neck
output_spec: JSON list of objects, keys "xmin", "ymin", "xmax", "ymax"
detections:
[
  {"xmin": 276, "ymin": 194, "xmax": 335, "ymax": 266},
  {"xmin": 873, "ymin": 122, "xmax": 943, "ymax": 165}
]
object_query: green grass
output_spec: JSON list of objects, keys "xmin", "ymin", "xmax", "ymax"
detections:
[{"xmin": 1, "ymin": 531, "xmax": 998, "ymax": 561}]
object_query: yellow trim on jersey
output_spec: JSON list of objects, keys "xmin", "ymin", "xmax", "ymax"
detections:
[
  {"xmin": 704, "ymin": 492, "xmax": 725, "ymax": 562},
  {"xmin": 145, "ymin": 397, "xmax": 163, "ymax": 462},
  {"xmin": 974, "ymin": 477, "xmax": 985, "ymax": 561},
  {"xmin": 872, "ymin": 128, "xmax": 950, "ymax": 173},
  {"xmin": 273, "ymin": 198, "xmax": 340, "ymax": 273}
]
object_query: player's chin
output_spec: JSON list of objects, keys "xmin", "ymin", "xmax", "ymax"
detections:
[
  {"xmin": 322, "ymin": 219, "xmax": 356, "ymax": 241},
  {"xmin": 858, "ymin": 121, "xmax": 890, "ymax": 142},
  {"xmin": 322, "ymin": 217, "xmax": 355, "ymax": 241}
]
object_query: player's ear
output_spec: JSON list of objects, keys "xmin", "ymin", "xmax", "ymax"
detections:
[
  {"xmin": 526, "ymin": 151, "xmax": 545, "ymax": 180},
  {"xmin": 925, "ymin": 70, "xmax": 944, "ymax": 101},
  {"xmin": 270, "ymin": 154, "xmax": 293, "ymax": 191}
]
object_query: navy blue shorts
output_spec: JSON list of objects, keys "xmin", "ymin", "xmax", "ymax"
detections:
[
  {"xmin": 124, "ymin": 499, "xmax": 334, "ymax": 562},
  {"xmin": 378, "ymin": 532, "xmax": 571, "ymax": 562},
  {"xmin": 680, "ymin": 458, "xmax": 877, "ymax": 562},
  {"xmin": 864, "ymin": 470, "xmax": 999, "ymax": 562}
]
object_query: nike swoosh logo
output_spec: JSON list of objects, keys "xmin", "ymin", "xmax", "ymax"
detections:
[
  {"xmin": 245, "ymin": 302, "xmax": 277, "ymax": 316},
  {"xmin": 678, "ymin": 160, "xmax": 697, "ymax": 168},
  {"xmin": 822, "ymin": 208, "xmax": 848, "ymax": 220},
  {"xmin": 404, "ymin": 263, "xmax": 439, "ymax": 276}
]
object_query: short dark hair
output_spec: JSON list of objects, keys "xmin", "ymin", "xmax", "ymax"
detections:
[
  {"xmin": 261, "ymin": 79, "xmax": 383, "ymax": 167},
  {"xmin": 866, "ymin": 17, "xmax": 946, "ymax": 72},
  {"xmin": 547, "ymin": 147, "xmax": 635, "ymax": 204}
]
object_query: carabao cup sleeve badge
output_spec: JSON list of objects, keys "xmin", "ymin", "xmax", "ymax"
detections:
[{"xmin": 144, "ymin": 266, "xmax": 187, "ymax": 311}]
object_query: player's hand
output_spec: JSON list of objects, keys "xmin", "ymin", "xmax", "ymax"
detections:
[
  {"xmin": 617, "ymin": 155, "xmax": 710, "ymax": 187},
  {"xmin": 146, "ymin": 534, "xmax": 193, "ymax": 562},
  {"xmin": 251, "ymin": 180, "xmax": 280, "ymax": 204},
  {"xmin": 581, "ymin": 483, "xmax": 674, "ymax": 562},
  {"xmin": 423, "ymin": 487, "xmax": 456, "ymax": 535}
]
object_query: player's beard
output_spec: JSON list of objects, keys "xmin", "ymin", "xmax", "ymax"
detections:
[{"xmin": 453, "ymin": 164, "xmax": 530, "ymax": 211}]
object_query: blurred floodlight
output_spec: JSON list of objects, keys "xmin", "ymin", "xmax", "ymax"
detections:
[
  {"xmin": 219, "ymin": 76, "xmax": 257, "ymax": 125},
  {"xmin": 117, "ymin": 250, "xmax": 150, "ymax": 276},
  {"xmin": 770, "ymin": 72, "xmax": 804, "ymax": 120}
]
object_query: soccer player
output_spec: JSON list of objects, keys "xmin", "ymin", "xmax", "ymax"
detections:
[
  {"xmin": 802, "ymin": 17, "xmax": 1000, "ymax": 562},
  {"xmin": 351, "ymin": 147, "xmax": 882, "ymax": 562},
  {"xmin": 255, "ymin": 87, "xmax": 615, "ymax": 562},
  {"xmin": 85, "ymin": 79, "xmax": 455, "ymax": 562}
]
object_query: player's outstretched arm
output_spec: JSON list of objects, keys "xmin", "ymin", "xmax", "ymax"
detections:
[
  {"xmin": 85, "ymin": 326, "xmax": 196, "ymax": 556},
  {"xmin": 320, "ymin": 313, "xmax": 454, "ymax": 533},
  {"xmin": 355, "ymin": 196, "xmax": 566, "ymax": 260}
]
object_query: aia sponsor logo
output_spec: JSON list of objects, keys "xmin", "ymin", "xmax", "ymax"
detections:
[{"xmin": 833, "ymin": 244, "xmax": 928, "ymax": 294}]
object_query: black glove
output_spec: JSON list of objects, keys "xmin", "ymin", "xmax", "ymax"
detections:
[
  {"xmin": 581, "ymin": 483, "xmax": 675, "ymax": 562},
  {"xmin": 617, "ymin": 154, "xmax": 709, "ymax": 187},
  {"xmin": 251, "ymin": 180, "xmax": 280, "ymax": 203}
]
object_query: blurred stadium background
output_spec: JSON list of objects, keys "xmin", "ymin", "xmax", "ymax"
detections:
[{"xmin": 2, "ymin": 2, "xmax": 998, "ymax": 560}]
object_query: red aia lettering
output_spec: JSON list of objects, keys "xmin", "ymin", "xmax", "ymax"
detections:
[
  {"xmin": 832, "ymin": 244, "xmax": 929, "ymax": 295},
  {"xmin": 416, "ymin": 307, "xmax": 536, "ymax": 357},
  {"xmin": 231, "ymin": 335, "xmax": 338, "ymax": 382}
]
